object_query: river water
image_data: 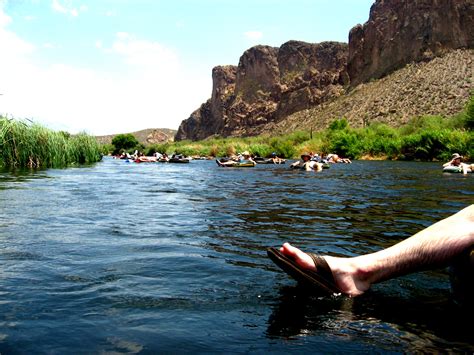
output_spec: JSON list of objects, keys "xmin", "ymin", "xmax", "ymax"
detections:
[{"xmin": 0, "ymin": 158, "xmax": 472, "ymax": 353}]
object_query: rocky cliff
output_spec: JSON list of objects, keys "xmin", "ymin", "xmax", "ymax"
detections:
[
  {"xmin": 348, "ymin": 0, "xmax": 474, "ymax": 86},
  {"xmin": 263, "ymin": 49, "xmax": 473, "ymax": 135},
  {"xmin": 175, "ymin": 41, "xmax": 348, "ymax": 140},
  {"xmin": 176, "ymin": 0, "xmax": 474, "ymax": 141}
]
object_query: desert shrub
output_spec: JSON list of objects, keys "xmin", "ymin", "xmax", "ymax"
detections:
[
  {"xmin": 326, "ymin": 129, "xmax": 363, "ymax": 159},
  {"xmin": 269, "ymin": 137, "xmax": 296, "ymax": 158},
  {"xmin": 111, "ymin": 134, "xmax": 139, "ymax": 154},
  {"xmin": 361, "ymin": 123, "xmax": 401, "ymax": 157},
  {"xmin": 400, "ymin": 129, "xmax": 454, "ymax": 161},
  {"xmin": 285, "ymin": 130, "xmax": 311, "ymax": 145},
  {"xmin": 225, "ymin": 144, "xmax": 236, "ymax": 157},
  {"xmin": 209, "ymin": 144, "xmax": 219, "ymax": 157},
  {"xmin": 149, "ymin": 142, "xmax": 171, "ymax": 155},
  {"xmin": 328, "ymin": 117, "xmax": 349, "ymax": 131},
  {"xmin": 248, "ymin": 143, "xmax": 271, "ymax": 157},
  {"xmin": 296, "ymin": 136, "xmax": 325, "ymax": 156},
  {"xmin": 464, "ymin": 94, "xmax": 474, "ymax": 130},
  {"xmin": 399, "ymin": 115, "xmax": 445, "ymax": 136}
]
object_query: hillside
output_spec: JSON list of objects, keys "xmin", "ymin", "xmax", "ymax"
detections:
[
  {"xmin": 260, "ymin": 49, "xmax": 473, "ymax": 135},
  {"xmin": 175, "ymin": 0, "xmax": 474, "ymax": 141},
  {"xmin": 96, "ymin": 128, "xmax": 176, "ymax": 145}
]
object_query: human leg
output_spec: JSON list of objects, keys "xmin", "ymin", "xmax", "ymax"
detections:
[{"xmin": 279, "ymin": 205, "xmax": 474, "ymax": 297}]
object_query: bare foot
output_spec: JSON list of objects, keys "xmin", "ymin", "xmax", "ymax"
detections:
[{"xmin": 280, "ymin": 242, "xmax": 370, "ymax": 297}]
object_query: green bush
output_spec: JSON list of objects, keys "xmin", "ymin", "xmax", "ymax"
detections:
[
  {"xmin": 400, "ymin": 129, "xmax": 452, "ymax": 161},
  {"xmin": 327, "ymin": 129, "xmax": 363, "ymax": 159},
  {"xmin": 285, "ymin": 130, "xmax": 311, "ymax": 145},
  {"xmin": 399, "ymin": 115, "xmax": 445, "ymax": 136},
  {"xmin": 328, "ymin": 117, "xmax": 349, "ymax": 131},
  {"xmin": 269, "ymin": 137, "xmax": 296, "ymax": 158},
  {"xmin": 464, "ymin": 94, "xmax": 474, "ymax": 130},
  {"xmin": 248, "ymin": 143, "xmax": 271, "ymax": 158},
  {"xmin": 111, "ymin": 133, "xmax": 139, "ymax": 154},
  {"xmin": 361, "ymin": 123, "xmax": 401, "ymax": 158}
]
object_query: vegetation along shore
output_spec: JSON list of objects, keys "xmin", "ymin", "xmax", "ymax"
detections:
[
  {"xmin": 0, "ymin": 117, "xmax": 102, "ymax": 169},
  {"xmin": 2, "ymin": 94, "xmax": 472, "ymax": 169},
  {"xmin": 108, "ymin": 95, "xmax": 473, "ymax": 162}
]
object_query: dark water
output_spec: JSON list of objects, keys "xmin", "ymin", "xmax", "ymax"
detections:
[{"xmin": 0, "ymin": 158, "xmax": 472, "ymax": 353}]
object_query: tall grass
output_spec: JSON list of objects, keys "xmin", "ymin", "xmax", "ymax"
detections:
[{"xmin": 0, "ymin": 117, "xmax": 102, "ymax": 168}]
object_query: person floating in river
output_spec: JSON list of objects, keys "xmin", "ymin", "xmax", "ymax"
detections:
[
  {"xmin": 217, "ymin": 151, "xmax": 256, "ymax": 166},
  {"xmin": 290, "ymin": 153, "xmax": 323, "ymax": 171},
  {"xmin": 443, "ymin": 153, "xmax": 473, "ymax": 174},
  {"xmin": 270, "ymin": 152, "xmax": 285, "ymax": 164},
  {"xmin": 268, "ymin": 204, "xmax": 473, "ymax": 304}
]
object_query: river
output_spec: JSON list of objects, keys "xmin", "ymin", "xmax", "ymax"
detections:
[{"xmin": 0, "ymin": 158, "xmax": 472, "ymax": 353}]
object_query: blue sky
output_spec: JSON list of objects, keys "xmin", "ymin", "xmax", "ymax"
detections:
[{"xmin": 0, "ymin": 0, "xmax": 374, "ymax": 135}]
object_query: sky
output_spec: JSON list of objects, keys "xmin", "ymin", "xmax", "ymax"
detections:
[{"xmin": 0, "ymin": 0, "xmax": 374, "ymax": 135}]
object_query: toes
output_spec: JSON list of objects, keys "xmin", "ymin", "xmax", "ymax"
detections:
[{"xmin": 280, "ymin": 243, "xmax": 315, "ymax": 270}]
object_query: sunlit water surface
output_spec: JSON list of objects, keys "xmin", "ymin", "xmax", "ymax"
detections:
[{"xmin": 0, "ymin": 158, "xmax": 472, "ymax": 353}]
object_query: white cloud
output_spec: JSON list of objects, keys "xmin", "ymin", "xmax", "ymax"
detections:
[
  {"xmin": 0, "ymin": 21, "xmax": 35, "ymax": 57},
  {"xmin": 0, "ymin": 8, "xmax": 210, "ymax": 135},
  {"xmin": 51, "ymin": 0, "xmax": 82, "ymax": 17},
  {"xmin": 0, "ymin": 4, "xmax": 11, "ymax": 27},
  {"xmin": 244, "ymin": 30, "xmax": 263, "ymax": 41},
  {"xmin": 111, "ymin": 32, "xmax": 179, "ymax": 70},
  {"xmin": 116, "ymin": 31, "xmax": 131, "ymax": 41}
]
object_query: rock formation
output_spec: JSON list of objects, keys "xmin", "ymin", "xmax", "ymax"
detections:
[
  {"xmin": 348, "ymin": 0, "xmax": 474, "ymax": 86},
  {"xmin": 175, "ymin": 66, "xmax": 237, "ymax": 141},
  {"xmin": 277, "ymin": 41, "xmax": 349, "ymax": 120},
  {"xmin": 264, "ymin": 49, "xmax": 473, "ymax": 135},
  {"xmin": 175, "ymin": 41, "xmax": 348, "ymax": 140},
  {"xmin": 176, "ymin": 0, "xmax": 474, "ymax": 141}
]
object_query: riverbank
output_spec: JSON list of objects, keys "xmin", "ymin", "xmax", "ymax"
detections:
[
  {"xmin": 120, "ymin": 100, "xmax": 473, "ymax": 162},
  {"xmin": 0, "ymin": 117, "xmax": 102, "ymax": 168}
]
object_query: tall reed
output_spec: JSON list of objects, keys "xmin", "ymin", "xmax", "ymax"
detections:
[{"xmin": 0, "ymin": 117, "xmax": 102, "ymax": 168}]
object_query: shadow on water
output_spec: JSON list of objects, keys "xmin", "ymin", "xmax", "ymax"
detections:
[{"xmin": 267, "ymin": 285, "xmax": 474, "ymax": 352}]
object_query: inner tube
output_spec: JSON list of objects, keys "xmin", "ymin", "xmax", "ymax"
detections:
[
  {"xmin": 216, "ymin": 159, "xmax": 255, "ymax": 167},
  {"xmin": 443, "ymin": 166, "xmax": 463, "ymax": 173}
]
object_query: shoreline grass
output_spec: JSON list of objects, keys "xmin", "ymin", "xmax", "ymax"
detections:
[
  {"xmin": 113, "ymin": 95, "xmax": 473, "ymax": 162},
  {"xmin": 0, "ymin": 117, "xmax": 102, "ymax": 169},
  {"xmin": 133, "ymin": 116, "xmax": 472, "ymax": 162}
]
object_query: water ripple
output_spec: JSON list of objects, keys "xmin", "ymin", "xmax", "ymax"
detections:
[{"xmin": 0, "ymin": 159, "xmax": 472, "ymax": 353}]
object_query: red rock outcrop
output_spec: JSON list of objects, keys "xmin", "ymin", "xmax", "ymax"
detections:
[
  {"xmin": 175, "ymin": 65, "xmax": 236, "ymax": 141},
  {"xmin": 348, "ymin": 0, "xmax": 474, "ymax": 86},
  {"xmin": 277, "ymin": 41, "xmax": 349, "ymax": 119},
  {"xmin": 175, "ymin": 42, "xmax": 348, "ymax": 140},
  {"xmin": 176, "ymin": 0, "xmax": 474, "ymax": 141}
]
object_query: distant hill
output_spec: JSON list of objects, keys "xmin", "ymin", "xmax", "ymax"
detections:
[{"xmin": 96, "ymin": 128, "xmax": 176, "ymax": 145}]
